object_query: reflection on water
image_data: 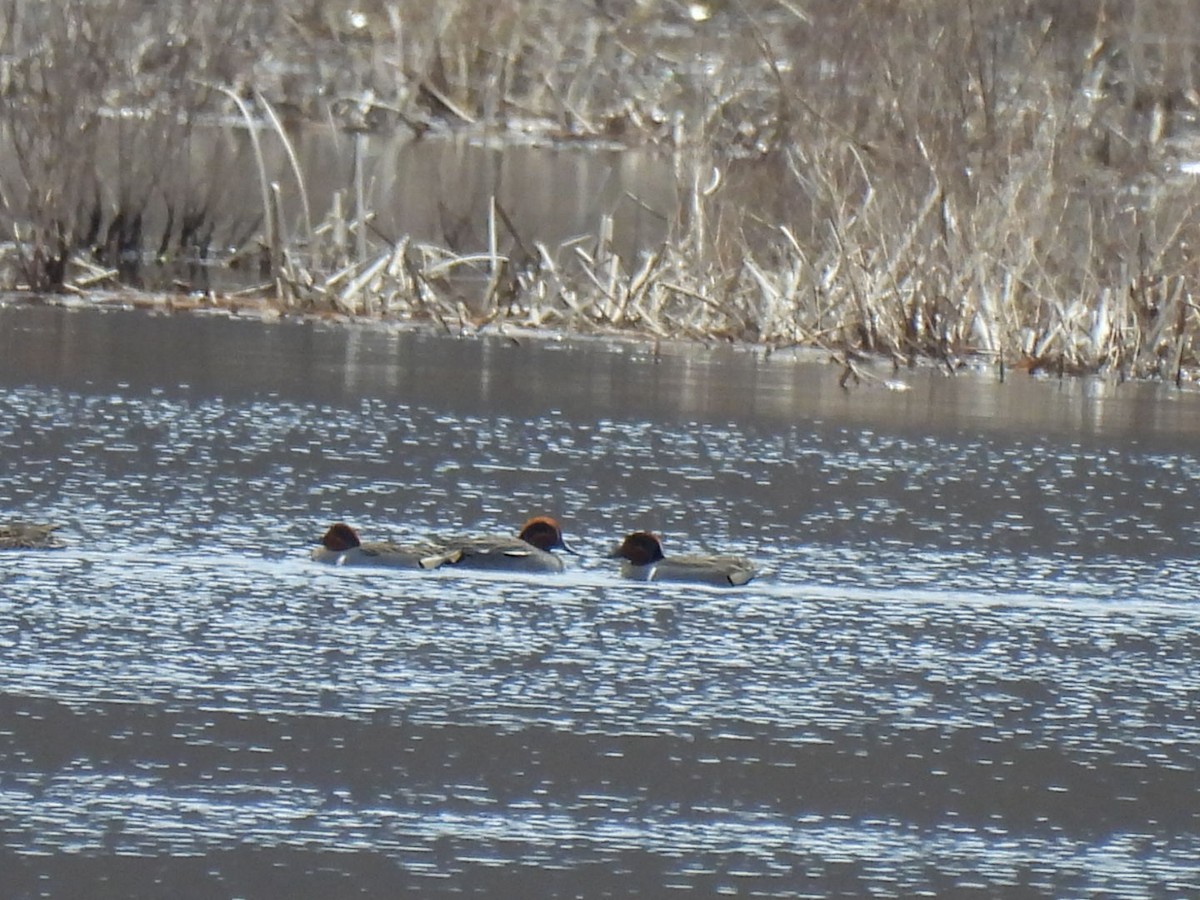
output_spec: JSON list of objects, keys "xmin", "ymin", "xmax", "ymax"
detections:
[
  {"xmin": 1, "ymin": 305, "xmax": 1199, "ymax": 896},
  {"xmin": 0, "ymin": 124, "xmax": 673, "ymax": 289}
]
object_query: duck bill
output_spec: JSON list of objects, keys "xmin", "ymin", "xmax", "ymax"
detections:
[{"xmin": 560, "ymin": 538, "xmax": 581, "ymax": 556}]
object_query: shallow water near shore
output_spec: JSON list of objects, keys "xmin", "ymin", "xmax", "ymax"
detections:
[{"xmin": 1, "ymin": 303, "xmax": 1199, "ymax": 897}]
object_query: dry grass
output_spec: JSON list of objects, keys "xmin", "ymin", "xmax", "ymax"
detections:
[{"xmin": 4, "ymin": 0, "xmax": 1200, "ymax": 380}]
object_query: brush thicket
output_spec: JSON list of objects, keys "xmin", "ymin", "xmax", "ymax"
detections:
[{"xmin": 3, "ymin": 0, "xmax": 1200, "ymax": 380}]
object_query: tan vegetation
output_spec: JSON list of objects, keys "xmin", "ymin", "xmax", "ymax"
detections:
[{"xmin": 3, "ymin": 0, "xmax": 1200, "ymax": 380}]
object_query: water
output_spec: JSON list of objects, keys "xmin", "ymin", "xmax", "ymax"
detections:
[
  {"xmin": 0, "ymin": 124, "xmax": 672, "ymax": 291},
  {"xmin": 1, "ymin": 303, "xmax": 1199, "ymax": 897}
]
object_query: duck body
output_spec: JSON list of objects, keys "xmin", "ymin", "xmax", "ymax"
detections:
[
  {"xmin": 608, "ymin": 531, "xmax": 758, "ymax": 587},
  {"xmin": 311, "ymin": 523, "xmax": 447, "ymax": 569},
  {"xmin": 0, "ymin": 522, "xmax": 66, "ymax": 550},
  {"xmin": 423, "ymin": 516, "xmax": 575, "ymax": 573}
]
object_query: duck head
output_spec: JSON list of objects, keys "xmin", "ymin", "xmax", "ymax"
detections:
[
  {"xmin": 320, "ymin": 522, "xmax": 362, "ymax": 551},
  {"xmin": 608, "ymin": 531, "xmax": 666, "ymax": 566},
  {"xmin": 519, "ymin": 516, "xmax": 577, "ymax": 554}
]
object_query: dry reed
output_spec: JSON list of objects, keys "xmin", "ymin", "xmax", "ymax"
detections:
[{"xmin": 3, "ymin": 0, "xmax": 1200, "ymax": 380}]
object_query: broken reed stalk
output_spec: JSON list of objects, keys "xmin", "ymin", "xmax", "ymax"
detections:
[
  {"xmin": 484, "ymin": 194, "xmax": 501, "ymax": 311},
  {"xmin": 353, "ymin": 131, "xmax": 368, "ymax": 271}
]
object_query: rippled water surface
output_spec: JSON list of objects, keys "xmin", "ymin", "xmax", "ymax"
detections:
[{"xmin": 2, "ymin": 304, "xmax": 1199, "ymax": 897}]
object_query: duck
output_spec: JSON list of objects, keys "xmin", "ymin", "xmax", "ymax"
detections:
[
  {"xmin": 607, "ymin": 531, "xmax": 758, "ymax": 586},
  {"xmin": 0, "ymin": 522, "xmax": 66, "ymax": 550},
  {"xmin": 420, "ymin": 516, "xmax": 577, "ymax": 573},
  {"xmin": 311, "ymin": 522, "xmax": 450, "ymax": 569}
]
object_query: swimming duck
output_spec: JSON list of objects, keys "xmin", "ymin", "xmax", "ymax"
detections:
[
  {"xmin": 0, "ymin": 522, "xmax": 66, "ymax": 550},
  {"xmin": 421, "ymin": 516, "xmax": 577, "ymax": 573},
  {"xmin": 311, "ymin": 522, "xmax": 450, "ymax": 569},
  {"xmin": 607, "ymin": 531, "xmax": 758, "ymax": 586}
]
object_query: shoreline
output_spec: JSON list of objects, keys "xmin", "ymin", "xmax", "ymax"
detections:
[{"xmin": 9, "ymin": 287, "xmax": 1198, "ymax": 392}]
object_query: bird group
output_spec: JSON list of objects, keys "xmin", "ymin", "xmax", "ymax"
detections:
[
  {"xmin": 1, "ymin": 517, "xmax": 760, "ymax": 587},
  {"xmin": 312, "ymin": 516, "xmax": 759, "ymax": 587}
]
